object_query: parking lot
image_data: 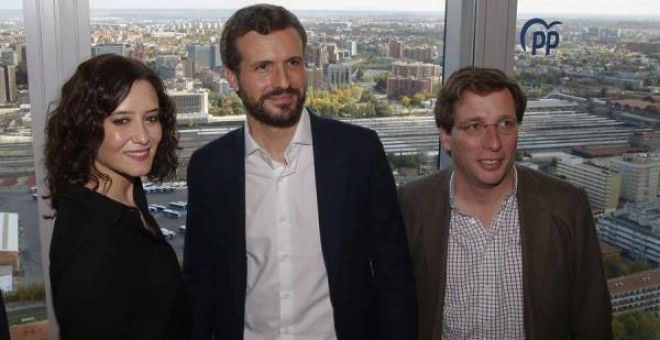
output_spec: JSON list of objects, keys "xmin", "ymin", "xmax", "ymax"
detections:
[
  {"xmin": 144, "ymin": 187, "xmax": 188, "ymax": 259},
  {"xmin": 0, "ymin": 184, "xmax": 190, "ymax": 283}
]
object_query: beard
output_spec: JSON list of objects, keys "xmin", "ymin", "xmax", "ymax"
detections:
[{"xmin": 238, "ymin": 86, "xmax": 306, "ymax": 128}]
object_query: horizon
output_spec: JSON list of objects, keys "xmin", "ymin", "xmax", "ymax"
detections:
[
  {"xmin": 0, "ymin": 0, "xmax": 658, "ymax": 18},
  {"xmin": 0, "ymin": 8, "xmax": 659, "ymax": 21}
]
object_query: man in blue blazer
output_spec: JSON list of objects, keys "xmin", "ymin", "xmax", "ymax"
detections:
[{"xmin": 183, "ymin": 4, "xmax": 417, "ymax": 340}]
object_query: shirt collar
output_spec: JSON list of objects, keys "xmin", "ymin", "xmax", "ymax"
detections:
[
  {"xmin": 244, "ymin": 107, "xmax": 313, "ymax": 161},
  {"xmin": 61, "ymin": 177, "xmax": 147, "ymax": 225},
  {"xmin": 449, "ymin": 165, "xmax": 519, "ymax": 209}
]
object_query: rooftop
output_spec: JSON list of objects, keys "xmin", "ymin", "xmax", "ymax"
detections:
[{"xmin": 608, "ymin": 267, "xmax": 660, "ymax": 295}]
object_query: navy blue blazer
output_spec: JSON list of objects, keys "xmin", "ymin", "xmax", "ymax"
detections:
[{"xmin": 183, "ymin": 112, "xmax": 417, "ymax": 340}]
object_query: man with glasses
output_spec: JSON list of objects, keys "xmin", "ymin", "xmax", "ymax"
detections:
[{"xmin": 398, "ymin": 67, "xmax": 612, "ymax": 339}]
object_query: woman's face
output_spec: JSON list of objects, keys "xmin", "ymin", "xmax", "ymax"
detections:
[{"xmin": 94, "ymin": 80, "xmax": 162, "ymax": 184}]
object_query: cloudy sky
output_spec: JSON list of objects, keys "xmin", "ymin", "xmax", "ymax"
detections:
[{"xmin": 1, "ymin": 0, "xmax": 658, "ymax": 16}]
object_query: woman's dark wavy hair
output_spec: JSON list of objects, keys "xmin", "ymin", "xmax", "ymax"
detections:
[
  {"xmin": 435, "ymin": 66, "xmax": 527, "ymax": 133},
  {"xmin": 45, "ymin": 54, "xmax": 178, "ymax": 208},
  {"xmin": 220, "ymin": 3, "xmax": 307, "ymax": 74}
]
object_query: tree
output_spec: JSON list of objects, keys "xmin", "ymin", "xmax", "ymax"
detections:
[
  {"xmin": 628, "ymin": 258, "xmax": 652, "ymax": 274},
  {"xmin": 603, "ymin": 253, "xmax": 627, "ymax": 278},
  {"xmin": 374, "ymin": 77, "xmax": 388, "ymax": 93},
  {"xmin": 374, "ymin": 101, "xmax": 392, "ymax": 117},
  {"xmin": 614, "ymin": 310, "xmax": 660, "ymax": 340},
  {"xmin": 612, "ymin": 319, "xmax": 627, "ymax": 340},
  {"xmin": 3, "ymin": 282, "xmax": 46, "ymax": 303},
  {"xmin": 411, "ymin": 93, "xmax": 427, "ymax": 106},
  {"xmin": 401, "ymin": 96, "xmax": 411, "ymax": 107},
  {"xmin": 356, "ymin": 68, "xmax": 364, "ymax": 82},
  {"xmin": 360, "ymin": 90, "xmax": 376, "ymax": 103}
]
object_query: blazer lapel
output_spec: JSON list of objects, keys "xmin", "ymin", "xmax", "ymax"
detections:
[
  {"xmin": 425, "ymin": 171, "xmax": 452, "ymax": 339},
  {"xmin": 516, "ymin": 166, "xmax": 551, "ymax": 336},
  {"xmin": 227, "ymin": 128, "xmax": 247, "ymax": 318},
  {"xmin": 309, "ymin": 113, "xmax": 346, "ymax": 290}
]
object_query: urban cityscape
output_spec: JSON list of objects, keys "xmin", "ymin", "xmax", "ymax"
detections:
[{"xmin": 0, "ymin": 3, "xmax": 660, "ymax": 338}]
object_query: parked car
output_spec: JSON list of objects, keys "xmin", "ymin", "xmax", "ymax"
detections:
[
  {"xmin": 178, "ymin": 225, "xmax": 186, "ymax": 233},
  {"xmin": 162, "ymin": 209, "xmax": 181, "ymax": 219},
  {"xmin": 160, "ymin": 228, "xmax": 176, "ymax": 240}
]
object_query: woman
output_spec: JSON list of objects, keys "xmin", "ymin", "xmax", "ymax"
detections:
[{"xmin": 45, "ymin": 54, "xmax": 188, "ymax": 339}]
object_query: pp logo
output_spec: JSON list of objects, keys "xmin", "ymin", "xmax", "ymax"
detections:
[{"xmin": 520, "ymin": 18, "xmax": 562, "ymax": 56}]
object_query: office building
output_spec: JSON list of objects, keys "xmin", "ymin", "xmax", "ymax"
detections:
[
  {"xmin": 186, "ymin": 43, "xmax": 221, "ymax": 69},
  {"xmin": 386, "ymin": 62, "xmax": 440, "ymax": 98},
  {"xmin": 326, "ymin": 64, "xmax": 352, "ymax": 86},
  {"xmin": 0, "ymin": 67, "xmax": 6, "ymax": 106},
  {"xmin": 92, "ymin": 43, "xmax": 127, "ymax": 56},
  {"xmin": 612, "ymin": 153, "xmax": 660, "ymax": 203},
  {"xmin": 306, "ymin": 66, "xmax": 324, "ymax": 90},
  {"xmin": 0, "ymin": 65, "xmax": 17, "ymax": 105},
  {"xmin": 556, "ymin": 155, "xmax": 621, "ymax": 214},
  {"xmin": 403, "ymin": 46, "xmax": 434, "ymax": 63},
  {"xmin": 344, "ymin": 41, "xmax": 358, "ymax": 56},
  {"xmin": 386, "ymin": 76, "xmax": 436, "ymax": 99},
  {"xmin": 155, "ymin": 55, "xmax": 180, "ymax": 70},
  {"xmin": 598, "ymin": 202, "xmax": 660, "ymax": 265},
  {"xmin": 392, "ymin": 62, "xmax": 440, "ymax": 77},
  {"xmin": 609, "ymin": 268, "xmax": 660, "ymax": 314},
  {"xmin": 168, "ymin": 89, "xmax": 209, "ymax": 123},
  {"xmin": 1, "ymin": 49, "xmax": 18, "ymax": 66},
  {"xmin": 389, "ymin": 39, "xmax": 402, "ymax": 59},
  {"xmin": 0, "ymin": 212, "xmax": 20, "ymax": 282}
]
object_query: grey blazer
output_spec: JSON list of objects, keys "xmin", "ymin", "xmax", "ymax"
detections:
[{"xmin": 399, "ymin": 166, "xmax": 612, "ymax": 340}]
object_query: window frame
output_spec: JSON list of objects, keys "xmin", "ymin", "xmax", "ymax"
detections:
[{"xmin": 22, "ymin": 0, "xmax": 90, "ymax": 337}]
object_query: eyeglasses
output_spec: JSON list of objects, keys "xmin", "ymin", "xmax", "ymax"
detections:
[{"xmin": 454, "ymin": 118, "xmax": 518, "ymax": 137}]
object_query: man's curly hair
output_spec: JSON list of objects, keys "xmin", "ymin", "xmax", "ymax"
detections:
[{"xmin": 44, "ymin": 54, "xmax": 178, "ymax": 208}]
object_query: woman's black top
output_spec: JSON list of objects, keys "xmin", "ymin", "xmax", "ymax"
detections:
[{"xmin": 50, "ymin": 180, "xmax": 189, "ymax": 339}]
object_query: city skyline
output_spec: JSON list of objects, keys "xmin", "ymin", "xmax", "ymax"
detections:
[{"xmin": 1, "ymin": 0, "xmax": 659, "ymax": 17}]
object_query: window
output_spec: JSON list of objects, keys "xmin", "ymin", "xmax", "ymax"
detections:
[
  {"xmin": 21, "ymin": 1, "xmax": 448, "ymax": 338},
  {"xmin": 0, "ymin": 1, "xmax": 51, "ymax": 337},
  {"xmin": 515, "ymin": 0, "xmax": 660, "ymax": 334}
]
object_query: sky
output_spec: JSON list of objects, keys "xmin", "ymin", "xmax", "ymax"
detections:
[{"xmin": 1, "ymin": 0, "xmax": 658, "ymax": 16}]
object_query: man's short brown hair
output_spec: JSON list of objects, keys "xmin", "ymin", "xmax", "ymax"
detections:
[{"xmin": 435, "ymin": 67, "xmax": 527, "ymax": 133}]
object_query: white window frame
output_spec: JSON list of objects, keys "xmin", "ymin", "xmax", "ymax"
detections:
[
  {"xmin": 440, "ymin": 0, "xmax": 517, "ymax": 168},
  {"xmin": 23, "ymin": 0, "xmax": 90, "ymax": 338},
  {"xmin": 444, "ymin": 0, "xmax": 518, "ymax": 77}
]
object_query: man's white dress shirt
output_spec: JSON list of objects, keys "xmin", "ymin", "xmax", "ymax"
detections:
[{"xmin": 243, "ymin": 110, "xmax": 337, "ymax": 340}]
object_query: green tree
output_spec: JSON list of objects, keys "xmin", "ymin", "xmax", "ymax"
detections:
[
  {"xmin": 603, "ymin": 253, "xmax": 627, "ymax": 278},
  {"xmin": 411, "ymin": 92, "xmax": 431, "ymax": 106},
  {"xmin": 360, "ymin": 90, "xmax": 376, "ymax": 103},
  {"xmin": 612, "ymin": 319, "xmax": 627, "ymax": 340},
  {"xmin": 356, "ymin": 68, "xmax": 364, "ymax": 82},
  {"xmin": 628, "ymin": 258, "xmax": 652, "ymax": 274},
  {"xmin": 615, "ymin": 310, "xmax": 660, "ymax": 340},
  {"xmin": 3, "ymin": 282, "xmax": 46, "ymax": 303},
  {"xmin": 374, "ymin": 101, "xmax": 392, "ymax": 117},
  {"xmin": 374, "ymin": 77, "xmax": 388, "ymax": 93}
]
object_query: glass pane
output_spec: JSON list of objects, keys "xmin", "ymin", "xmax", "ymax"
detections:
[
  {"xmin": 516, "ymin": 0, "xmax": 660, "ymax": 334},
  {"xmin": 0, "ymin": 1, "xmax": 50, "ymax": 337},
  {"xmin": 86, "ymin": 1, "xmax": 445, "ymax": 241}
]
